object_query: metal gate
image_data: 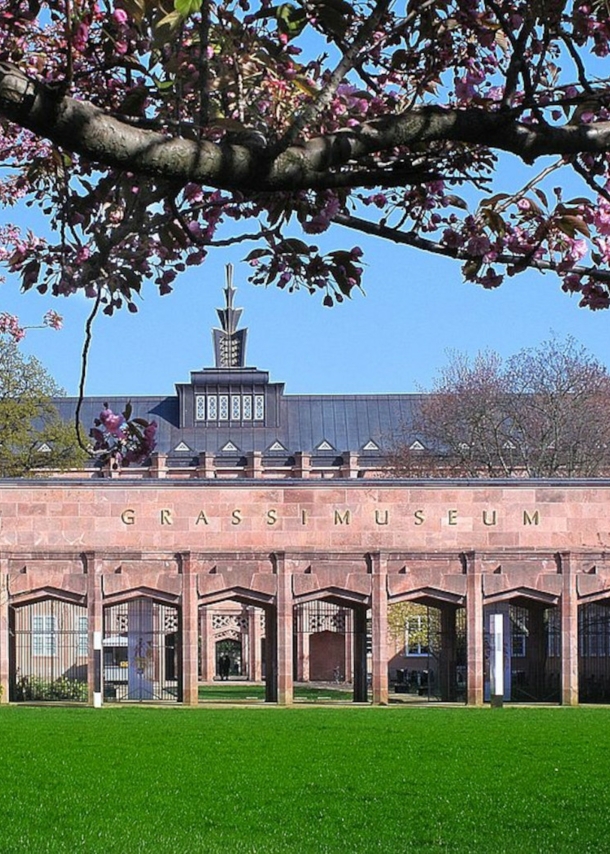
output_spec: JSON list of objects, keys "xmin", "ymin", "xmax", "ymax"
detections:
[
  {"xmin": 579, "ymin": 602, "xmax": 610, "ymax": 702},
  {"xmin": 293, "ymin": 601, "xmax": 369, "ymax": 701},
  {"xmin": 394, "ymin": 605, "xmax": 466, "ymax": 702},
  {"xmin": 103, "ymin": 599, "xmax": 181, "ymax": 702},
  {"xmin": 484, "ymin": 604, "xmax": 560, "ymax": 702},
  {"xmin": 10, "ymin": 600, "xmax": 88, "ymax": 702}
]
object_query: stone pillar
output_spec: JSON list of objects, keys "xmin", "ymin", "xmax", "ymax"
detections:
[
  {"xmin": 344, "ymin": 618, "xmax": 353, "ymax": 683},
  {"xmin": 245, "ymin": 451, "xmax": 262, "ymax": 479},
  {"xmin": 0, "ymin": 557, "xmax": 9, "ymax": 704},
  {"xmin": 439, "ymin": 606, "xmax": 457, "ymax": 702},
  {"xmin": 149, "ymin": 452, "xmax": 167, "ymax": 478},
  {"xmin": 293, "ymin": 452, "xmax": 311, "ymax": 478},
  {"xmin": 199, "ymin": 607, "xmax": 212, "ymax": 681},
  {"xmin": 181, "ymin": 552, "xmax": 199, "ymax": 705},
  {"xmin": 353, "ymin": 606, "xmax": 368, "ymax": 702},
  {"xmin": 248, "ymin": 607, "xmax": 262, "ymax": 681},
  {"xmin": 560, "ymin": 552, "xmax": 578, "ymax": 706},
  {"xmin": 197, "ymin": 452, "xmax": 216, "ymax": 479},
  {"xmin": 371, "ymin": 552, "xmax": 388, "ymax": 705},
  {"xmin": 466, "ymin": 553, "xmax": 484, "ymax": 706},
  {"xmin": 275, "ymin": 553, "xmax": 294, "ymax": 705},
  {"xmin": 296, "ymin": 622, "xmax": 310, "ymax": 682},
  {"xmin": 264, "ymin": 606, "xmax": 277, "ymax": 702},
  {"xmin": 340, "ymin": 451, "xmax": 359, "ymax": 479},
  {"xmin": 86, "ymin": 552, "xmax": 103, "ymax": 707}
]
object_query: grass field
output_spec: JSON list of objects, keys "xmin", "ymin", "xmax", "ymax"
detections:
[
  {"xmin": 0, "ymin": 705, "xmax": 608, "ymax": 853},
  {"xmin": 198, "ymin": 684, "xmax": 353, "ymax": 702}
]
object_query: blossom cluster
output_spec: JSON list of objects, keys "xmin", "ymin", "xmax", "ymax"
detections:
[
  {"xmin": 0, "ymin": 309, "xmax": 63, "ymax": 342},
  {"xmin": 90, "ymin": 403, "xmax": 157, "ymax": 469}
]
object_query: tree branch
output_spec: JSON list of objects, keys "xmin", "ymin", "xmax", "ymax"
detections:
[
  {"xmin": 271, "ymin": 0, "xmax": 391, "ymax": 155},
  {"xmin": 333, "ymin": 211, "xmax": 610, "ymax": 283},
  {"xmin": 3, "ymin": 63, "xmax": 610, "ymax": 193}
]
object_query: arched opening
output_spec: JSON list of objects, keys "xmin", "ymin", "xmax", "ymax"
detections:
[
  {"xmin": 388, "ymin": 601, "xmax": 466, "ymax": 702},
  {"xmin": 199, "ymin": 599, "xmax": 270, "ymax": 702},
  {"xmin": 103, "ymin": 598, "xmax": 181, "ymax": 702},
  {"xmin": 9, "ymin": 598, "xmax": 88, "ymax": 702},
  {"xmin": 578, "ymin": 601, "xmax": 610, "ymax": 703},
  {"xmin": 215, "ymin": 638, "xmax": 243, "ymax": 680},
  {"xmin": 293, "ymin": 599, "xmax": 368, "ymax": 703},
  {"xmin": 483, "ymin": 601, "xmax": 560, "ymax": 703}
]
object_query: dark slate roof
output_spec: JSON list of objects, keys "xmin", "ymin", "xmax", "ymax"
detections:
[
  {"xmin": 53, "ymin": 392, "xmax": 424, "ymax": 457},
  {"xmin": 52, "ymin": 279, "xmax": 424, "ymax": 461}
]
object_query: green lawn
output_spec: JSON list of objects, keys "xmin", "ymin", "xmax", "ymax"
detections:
[
  {"xmin": 0, "ymin": 705, "xmax": 608, "ymax": 852},
  {"xmin": 198, "ymin": 683, "xmax": 353, "ymax": 702}
]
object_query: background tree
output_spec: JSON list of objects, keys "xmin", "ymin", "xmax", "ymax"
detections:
[
  {"xmin": 388, "ymin": 602, "xmax": 439, "ymax": 656},
  {"xmin": 1, "ymin": 2, "xmax": 610, "ymax": 322},
  {"xmin": 0, "ymin": 339, "xmax": 85, "ymax": 476},
  {"xmin": 386, "ymin": 336, "xmax": 610, "ymax": 478}
]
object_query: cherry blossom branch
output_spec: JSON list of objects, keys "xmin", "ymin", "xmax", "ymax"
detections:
[
  {"xmin": 271, "ymin": 0, "xmax": 392, "ymax": 156},
  {"xmin": 198, "ymin": 0, "xmax": 211, "ymax": 132},
  {"xmin": 571, "ymin": 157, "xmax": 610, "ymax": 205},
  {"xmin": 333, "ymin": 211, "xmax": 610, "ymax": 284}
]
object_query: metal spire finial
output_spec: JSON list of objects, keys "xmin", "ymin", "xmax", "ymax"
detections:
[{"xmin": 212, "ymin": 264, "xmax": 248, "ymax": 368}]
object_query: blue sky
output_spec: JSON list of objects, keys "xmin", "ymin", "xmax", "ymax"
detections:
[{"xmin": 3, "ymin": 227, "xmax": 610, "ymax": 400}]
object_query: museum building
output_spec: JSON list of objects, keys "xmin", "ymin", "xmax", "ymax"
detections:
[{"xmin": 4, "ymin": 271, "xmax": 610, "ymax": 707}]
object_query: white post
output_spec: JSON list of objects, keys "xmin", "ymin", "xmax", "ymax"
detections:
[
  {"xmin": 93, "ymin": 630, "xmax": 103, "ymax": 708},
  {"xmin": 490, "ymin": 613, "xmax": 504, "ymax": 708}
]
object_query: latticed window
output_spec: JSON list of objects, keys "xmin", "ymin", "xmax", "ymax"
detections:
[
  {"xmin": 195, "ymin": 392, "xmax": 262, "ymax": 422},
  {"xmin": 242, "ymin": 395, "xmax": 253, "ymax": 420},
  {"xmin": 195, "ymin": 395, "xmax": 206, "ymax": 421},
  {"xmin": 32, "ymin": 615, "xmax": 57, "ymax": 656},
  {"xmin": 231, "ymin": 395, "xmax": 241, "ymax": 420}
]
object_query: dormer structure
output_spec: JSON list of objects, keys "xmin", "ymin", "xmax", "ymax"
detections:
[
  {"xmin": 175, "ymin": 265, "xmax": 284, "ymax": 431},
  {"xmin": 52, "ymin": 265, "xmax": 423, "ymax": 478}
]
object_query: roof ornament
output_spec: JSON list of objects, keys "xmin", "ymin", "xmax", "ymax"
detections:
[{"xmin": 213, "ymin": 264, "xmax": 248, "ymax": 368}]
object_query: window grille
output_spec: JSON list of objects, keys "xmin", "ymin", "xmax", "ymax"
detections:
[
  {"xmin": 242, "ymin": 395, "xmax": 252, "ymax": 420},
  {"xmin": 231, "ymin": 395, "xmax": 241, "ymax": 420},
  {"xmin": 219, "ymin": 395, "xmax": 229, "ymax": 420},
  {"xmin": 207, "ymin": 395, "xmax": 218, "ymax": 420},
  {"xmin": 195, "ymin": 395, "xmax": 206, "ymax": 421},
  {"xmin": 254, "ymin": 394, "xmax": 265, "ymax": 420}
]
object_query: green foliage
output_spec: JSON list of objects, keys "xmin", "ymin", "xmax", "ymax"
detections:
[
  {"xmin": 0, "ymin": 340, "xmax": 85, "ymax": 477},
  {"xmin": 0, "ymin": 707, "xmax": 610, "ymax": 852},
  {"xmin": 388, "ymin": 601, "xmax": 437, "ymax": 647},
  {"xmin": 174, "ymin": 0, "xmax": 202, "ymax": 19},
  {"xmin": 13, "ymin": 675, "xmax": 88, "ymax": 702}
]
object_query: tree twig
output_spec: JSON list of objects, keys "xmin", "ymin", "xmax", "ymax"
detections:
[{"xmin": 75, "ymin": 287, "xmax": 103, "ymax": 456}]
